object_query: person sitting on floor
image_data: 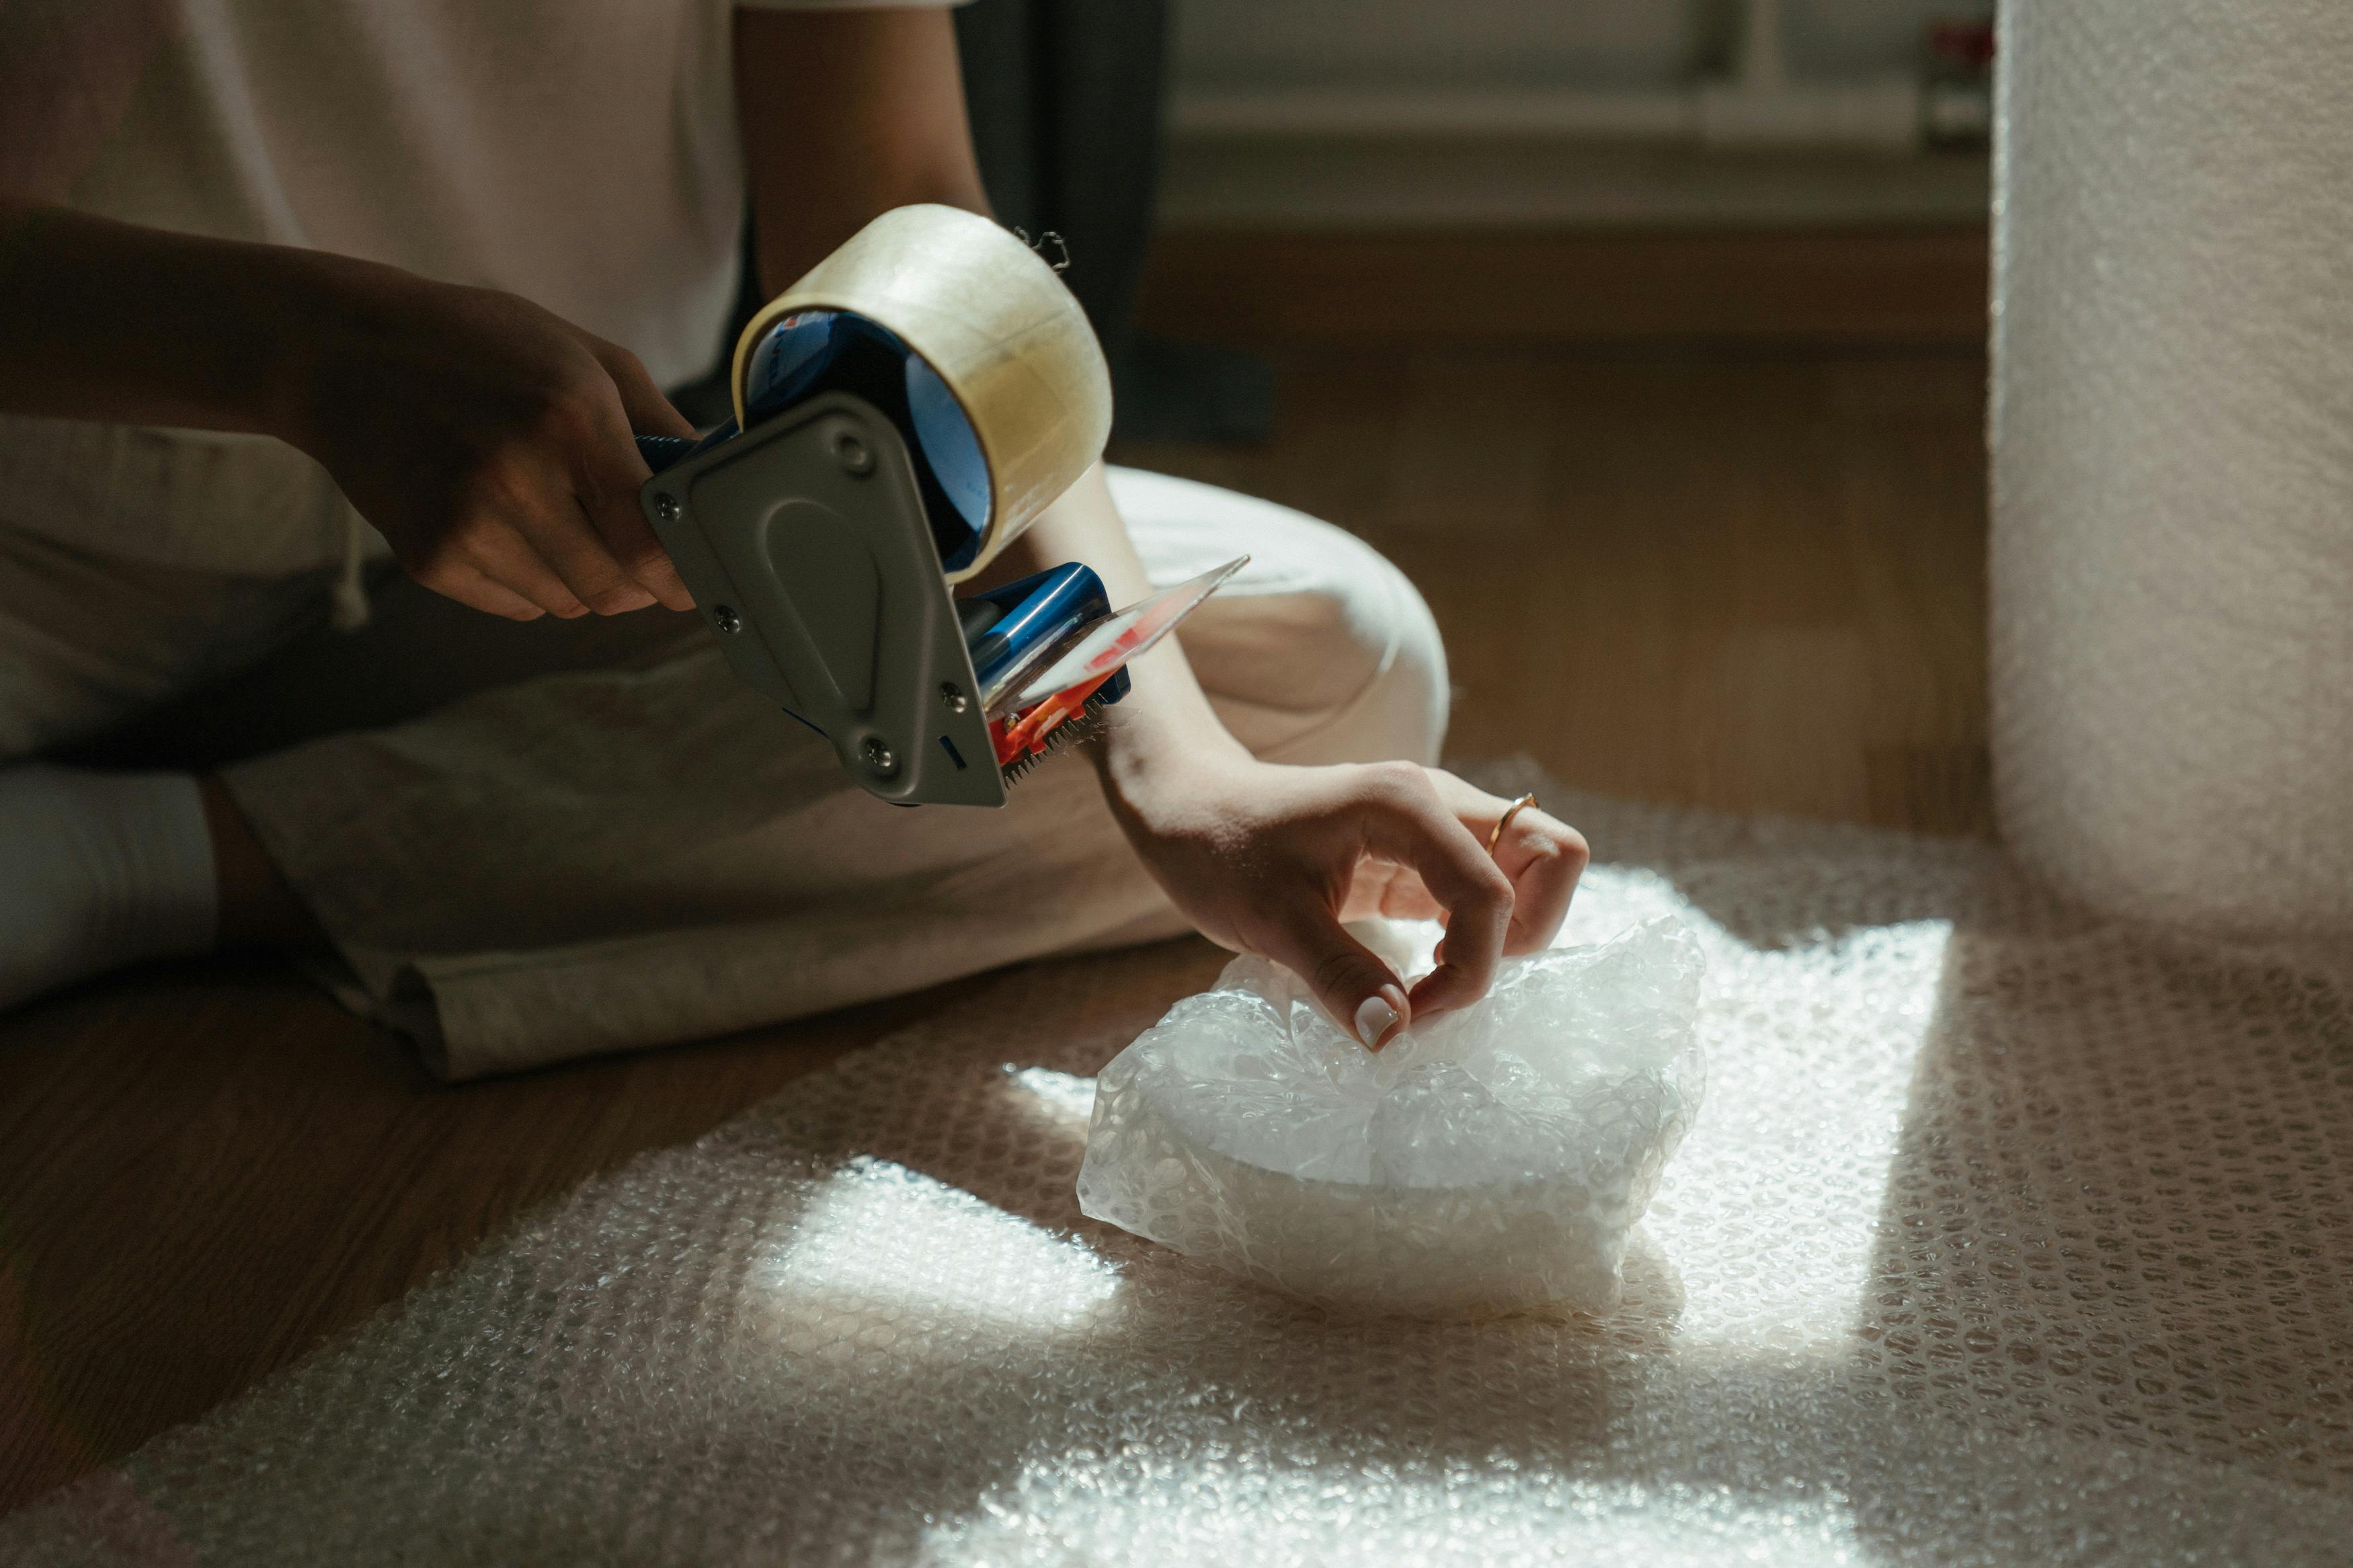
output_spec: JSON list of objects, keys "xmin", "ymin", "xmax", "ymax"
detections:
[{"xmin": 0, "ymin": 1, "xmax": 1586, "ymax": 1078}]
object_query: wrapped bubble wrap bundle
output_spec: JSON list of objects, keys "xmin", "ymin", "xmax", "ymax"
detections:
[
  {"xmin": 8, "ymin": 780, "xmax": 2353, "ymax": 1566},
  {"xmin": 1991, "ymin": 0, "xmax": 2353, "ymax": 940},
  {"xmin": 1077, "ymin": 917, "xmax": 1704, "ymax": 1317}
]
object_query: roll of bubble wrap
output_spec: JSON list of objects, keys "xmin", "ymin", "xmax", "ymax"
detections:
[
  {"xmin": 7, "ymin": 771, "xmax": 2351, "ymax": 1565},
  {"xmin": 1989, "ymin": 1, "xmax": 2353, "ymax": 939},
  {"xmin": 1076, "ymin": 917, "xmax": 1705, "ymax": 1318}
]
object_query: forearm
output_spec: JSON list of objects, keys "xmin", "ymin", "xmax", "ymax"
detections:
[
  {"xmin": 1004, "ymin": 464, "xmax": 1568, "ymax": 1038},
  {"xmin": 988, "ymin": 464, "xmax": 1251, "ymax": 800},
  {"xmin": 0, "ymin": 198, "xmax": 694, "ymax": 618},
  {"xmin": 727, "ymin": 10, "xmax": 1232, "ymax": 785},
  {"xmin": 734, "ymin": 8, "xmax": 992, "ymax": 296},
  {"xmin": 0, "ymin": 200, "xmax": 371, "ymax": 439}
]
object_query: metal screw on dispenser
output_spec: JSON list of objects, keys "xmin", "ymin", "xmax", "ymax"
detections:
[
  {"xmin": 940, "ymin": 682, "xmax": 969, "ymax": 714},
  {"xmin": 654, "ymin": 493, "xmax": 682, "ymax": 523},
  {"xmin": 833, "ymin": 428, "xmax": 874, "ymax": 477},
  {"xmin": 711, "ymin": 605, "xmax": 742, "ymax": 634},
  {"xmin": 861, "ymin": 735, "xmax": 898, "ymax": 775}
]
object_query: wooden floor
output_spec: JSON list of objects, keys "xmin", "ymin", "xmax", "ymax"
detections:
[{"xmin": 0, "ymin": 228, "xmax": 1991, "ymax": 1516}]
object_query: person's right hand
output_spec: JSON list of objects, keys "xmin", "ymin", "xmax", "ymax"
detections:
[
  {"xmin": 288, "ymin": 270, "xmax": 699, "ymax": 620},
  {"xmin": 1105, "ymin": 753, "xmax": 1591, "ymax": 1048}
]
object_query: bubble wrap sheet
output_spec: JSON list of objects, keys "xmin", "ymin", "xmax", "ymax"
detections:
[{"xmin": 7, "ymin": 774, "xmax": 2352, "ymax": 1566}]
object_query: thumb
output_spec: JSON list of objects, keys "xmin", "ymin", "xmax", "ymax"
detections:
[
  {"xmin": 590, "ymin": 338, "xmax": 696, "ymax": 441},
  {"xmin": 1269, "ymin": 913, "xmax": 1413, "ymax": 1050},
  {"xmin": 569, "ymin": 341, "xmax": 696, "ymax": 611}
]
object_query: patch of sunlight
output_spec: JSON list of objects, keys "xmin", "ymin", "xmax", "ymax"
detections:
[
  {"xmin": 1003, "ymin": 1065, "xmax": 1098, "ymax": 1122},
  {"xmin": 755, "ymin": 1156, "xmax": 1118, "ymax": 1335},
  {"xmin": 1644, "ymin": 915, "xmax": 1954, "ymax": 1354},
  {"xmin": 924, "ymin": 1458, "xmax": 1865, "ymax": 1568}
]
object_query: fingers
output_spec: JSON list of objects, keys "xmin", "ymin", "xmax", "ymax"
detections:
[
  {"xmin": 1493, "ymin": 804, "xmax": 1587, "ymax": 952},
  {"xmin": 408, "ymin": 558, "xmax": 547, "ymax": 622},
  {"xmin": 1429, "ymin": 773, "xmax": 1591, "ymax": 956},
  {"xmin": 1350, "ymin": 764, "xmax": 1516, "ymax": 1021},
  {"xmin": 337, "ymin": 283, "xmax": 700, "ymax": 622},
  {"xmin": 464, "ymin": 509, "xmax": 635, "ymax": 619},
  {"xmin": 574, "ymin": 339, "xmax": 697, "ymax": 611},
  {"xmin": 481, "ymin": 442, "xmax": 673, "ymax": 614},
  {"xmin": 575, "ymin": 477, "xmax": 694, "ymax": 612},
  {"xmin": 1262, "ymin": 910, "xmax": 1414, "ymax": 1050},
  {"xmin": 412, "ymin": 373, "xmax": 689, "ymax": 619},
  {"xmin": 591, "ymin": 338, "xmax": 696, "ymax": 440},
  {"xmin": 407, "ymin": 515, "xmax": 589, "ymax": 619},
  {"xmin": 1339, "ymin": 859, "xmax": 1447, "ymax": 923}
]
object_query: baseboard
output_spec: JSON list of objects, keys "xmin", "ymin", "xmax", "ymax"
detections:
[
  {"xmin": 1133, "ymin": 224, "xmax": 1990, "ymax": 347},
  {"xmin": 1156, "ymin": 136, "xmax": 1989, "ymax": 233}
]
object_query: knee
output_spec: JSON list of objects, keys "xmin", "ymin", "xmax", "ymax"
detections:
[
  {"xmin": 1277, "ymin": 531, "xmax": 1449, "ymax": 768},
  {"xmin": 1108, "ymin": 468, "xmax": 1449, "ymax": 767}
]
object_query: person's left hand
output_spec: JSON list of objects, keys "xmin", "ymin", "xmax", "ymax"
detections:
[{"xmin": 1106, "ymin": 755, "xmax": 1589, "ymax": 1048}]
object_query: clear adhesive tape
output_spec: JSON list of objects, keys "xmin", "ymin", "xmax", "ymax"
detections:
[{"xmin": 731, "ymin": 204, "xmax": 1113, "ymax": 584}]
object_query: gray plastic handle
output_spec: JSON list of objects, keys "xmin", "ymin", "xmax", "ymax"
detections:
[{"xmin": 639, "ymin": 393, "xmax": 1006, "ymax": 808}]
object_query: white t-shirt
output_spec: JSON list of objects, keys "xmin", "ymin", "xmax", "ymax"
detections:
[{"xmin": 0, "ymin": 0, "xmax": 939, "ymax": 574}]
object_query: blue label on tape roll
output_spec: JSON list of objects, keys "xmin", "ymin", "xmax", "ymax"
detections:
[
  {"xmin": 742, "ymin": 311, "xmax": 994, "ymax": 573},
  {"xmin": 902, "ymin": 352, "xmax": 991, "ymax": 539}
]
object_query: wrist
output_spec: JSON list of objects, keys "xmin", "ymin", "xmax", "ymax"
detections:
[
  {"xmin": 253, "ymin": 249, "xmax": 423, "ymax": 453},
  {"xmin": 1093, "ymin": 671, "xmax": 1251, "ymax": 823}
]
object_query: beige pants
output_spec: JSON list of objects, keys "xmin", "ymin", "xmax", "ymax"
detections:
[{"xmin": 1, "ymin": 468, "xmax": 1447, "ymax": 1078}]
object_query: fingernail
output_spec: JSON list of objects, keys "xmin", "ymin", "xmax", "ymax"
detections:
[{"xmin": 1355, "ymin": 993, "xmax": 1403, "ymax": 1050}]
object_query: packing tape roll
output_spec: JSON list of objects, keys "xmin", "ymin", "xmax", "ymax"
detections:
[
  {"xmin": 732, "ymin": 204, "xmax": 1112, "ymax": 584},
  {"xmin": 1991, "ymin": 1, "xmax": 2353, "ymax": 939}
]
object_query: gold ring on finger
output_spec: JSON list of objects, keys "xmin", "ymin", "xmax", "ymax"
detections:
[{"xmin": 1486, "ymin": 792, "xmax": 1538, "ymax": 855}]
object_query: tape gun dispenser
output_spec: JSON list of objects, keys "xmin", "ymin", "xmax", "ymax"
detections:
[{"xmin": 633, "ymin": 205, "xmax": 1242, "ymax": 808}]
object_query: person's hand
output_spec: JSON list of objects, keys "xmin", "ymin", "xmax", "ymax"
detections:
[
  {"xmin": 1108, "ymin": 755, "xmax": 1590, "ymax": 1048},
  {"xmin": 286, "ymin": 269, "xmax": 698, "ymax": 620}
]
